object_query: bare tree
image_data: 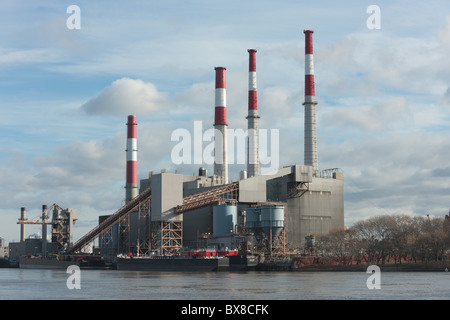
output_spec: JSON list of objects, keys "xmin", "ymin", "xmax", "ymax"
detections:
[{"xmin": 308, "ymin": 214, "xmax": 450, "ymax": 266}]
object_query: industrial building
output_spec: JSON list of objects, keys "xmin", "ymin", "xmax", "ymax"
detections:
[
  {"xmin": 15, "ymin": 30, "xmax": 344, "ymax": 261},
  {"xmin": 10, "ymin": 204, "xmax": 78, "ymax": 261}
]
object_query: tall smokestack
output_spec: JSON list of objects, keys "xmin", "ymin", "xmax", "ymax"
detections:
[
  {"xmin": 20, "ymin": 207, "xmax": 26, "ymax": 242},
  {"xmin": 247, "ymin": 49, "xmax": 260, "ymax": 178},
  {"xmin": 41, "ymin": 205, "xmax": 47, "ymax": 256},
  {"xmin": 303, "ymin": 30, "xmax": 319, "ymax": 176},
  {"xmin": 214, "ymin": 67, "xmax": 228, "ymax": 184},
  {"xmin": 126, "ymin": 115, "xmax": 138, "ymax": 202}
]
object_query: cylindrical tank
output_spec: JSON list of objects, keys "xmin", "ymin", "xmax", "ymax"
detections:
[
  {"xmin": 260, "ymin": 206, "xmax": 284, "ymax": 238},
  {"xmin": 213, "ymin": 205, "xmax": 237, "ymax": 237},
  {"xmin": 244, "ymin": 207, "xmax": 261, "ymax": 231},
  {"xmin": 240, "ymin": 170, "xmax": 247, "ymax": 180}
]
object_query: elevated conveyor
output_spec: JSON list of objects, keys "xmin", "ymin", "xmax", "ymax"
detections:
[
  {"xmin": 68, "ymin": 182, "xmax": 239, "ymax": 254},
  {"xmin": 175, "ymin": 182, "xmax": 239, "ymax": 214},
  {"xmin": 67, "ymin": 187, "xmax": 152, "ymax": 254}
]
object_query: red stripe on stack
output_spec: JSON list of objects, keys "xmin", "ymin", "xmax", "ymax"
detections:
[
  {"xmin": 305, "ymin": 75, "xmax": 315, "ymax": 96},
  {"xmin": 248, "ymin": 91, "xmax": 257, "ymax": 110},
  {"xmin": 248, "ymin": 49, "xmax": 257, "ymax": 72},
  {"xmin": 215, "ymin": 67, "xmax": 226, "ymax": 88},
  {"xmin": 127, "ymin": 116, "xmax": 137, "ymax": 139},
  {"xmin": 304, "ymin": 30, "xmax": 314, "ymax": 54},
  {"xmin": 126, "ymin": 162, "xmax": 137, "ymax": 184},
  {"xmin": 215, "ymin": 107, "xmax": 227, "ymax": 124},
  {"xmin": 214, "ymin": 67, "xmax": 227, "ymax": 125}
]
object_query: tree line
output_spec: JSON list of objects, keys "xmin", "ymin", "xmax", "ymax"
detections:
[{"xmin": 312, "ymin": 214, "xmax": 450, "ymax": 265}]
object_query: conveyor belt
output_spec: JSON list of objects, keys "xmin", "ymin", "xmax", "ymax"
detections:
[
  {"xmin": 68, "ymin": 182, "xmax": 239, "ymax": 253},
  {"xmin": 175, "ymin": 181, "xmax": 239, "ymax": 214},
  {"xmin": 67, "ymin": 187, "xmax": 152, "ymax": 254}
]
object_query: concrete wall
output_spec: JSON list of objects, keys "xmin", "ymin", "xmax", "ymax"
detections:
[
  {"xmin": 239, "ymin": 166, "xmax": 296, "ymax": 203},
  {"xmin": 144, "ymin": 172, "xmax": 184, "ymax": 222},
  {"xmin": 286, "ymin": 176, "xmax": 344, "ymax": 248}
]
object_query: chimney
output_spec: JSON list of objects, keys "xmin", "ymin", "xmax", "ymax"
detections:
[
  {"xmin": 41, "ymin": 205, "xmax": 47, "ymax": 256},
  {"xmin": 246, "ymin": 49, "xmax": 260, "ymax": 178},
  {"xmin": 20, "ymin": 207, "xmax": 26, "ymax": 242},
  {"xmin": 303, "ymin": 30, "xmax": 319, "ymax": 176},
  {"xmin": 126, "ymin": 115, "xmax": 138, "ymax": 202},
  {"xmin": 213, "ymin": 67, "xmax": 228, "ymax": 184}
]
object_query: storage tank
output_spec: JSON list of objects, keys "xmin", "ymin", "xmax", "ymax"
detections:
[
  {"xmin": 244, "ymin": 207, "xmax": 261, "ymax": 231},
  {"xmin": 260, "ymin": 206, "xmax": 285, "ymax": 238},
  {"xmin": 213, "ymin": 205, "xmax": 237, "ymax": 237}
]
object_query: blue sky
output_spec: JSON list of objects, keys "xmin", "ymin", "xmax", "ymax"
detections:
[{"xmin": 1, "ymin": 0, "xmax": 450, "ymax": 243}]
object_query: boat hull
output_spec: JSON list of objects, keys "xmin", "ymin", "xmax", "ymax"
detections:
[
  {"xmin": 116, "ymin": 256, "xmax": 229, "ymax": 272},
  {"xmin": 229, "ymin": 255, "xmax": 259, "ymax": 271},
  {"xmin": 19, "ymin": 257, "xmax": 80, "ymax": 269}
]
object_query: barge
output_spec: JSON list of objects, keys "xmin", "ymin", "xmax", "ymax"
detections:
[
  {"xmin": 19, "ymin": 254, "xmax": 108, "ymax": 269},
  {"xmin": 116, "ymin": 249, "xmax": 258, "ymax": 272}
]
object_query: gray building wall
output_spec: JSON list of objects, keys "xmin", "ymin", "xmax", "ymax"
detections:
[
  {"xmin": 182, "ymin": 165, "xmax": 344, "ymax": 250},
  {"xmin": 9, "ymin": 238, "xmax": 46, "ymax": 261},
  {"xmin": 139, "ymin": 166, "xmax": 344, "ymax": 251},
  {"xmin": 286, "ymin": 176, "xmax": 344, "ymax": 248},
  {"xmin": 140, "ymin": 172, "xmax": 184, "ymax": 222}
]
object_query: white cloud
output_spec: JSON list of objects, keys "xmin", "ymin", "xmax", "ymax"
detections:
[
  {"xmin": 321, "ymin": 97, "xmax": 413, "ymax": 132},
  {"xmin": 0, "ymin": 48, "xmax": 61, "ymax": 65},
  {"xmin": 81, "ymin": 78, "xmax": 171, "ymax": 117}
]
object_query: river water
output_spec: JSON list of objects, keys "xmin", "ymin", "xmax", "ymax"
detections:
[{"xmin": 1, "ymin": 268, "xmax": 449, "ymax": 300}]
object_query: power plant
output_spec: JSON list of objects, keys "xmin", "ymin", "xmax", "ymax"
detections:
[{"xmin": 10, "ymin": 30, "xmax": 344, "ymax": 270}]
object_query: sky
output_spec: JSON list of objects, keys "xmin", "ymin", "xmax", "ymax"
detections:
[{"xmin": 1, "ymin": 0, "xmax": 450, "ymax": 244}]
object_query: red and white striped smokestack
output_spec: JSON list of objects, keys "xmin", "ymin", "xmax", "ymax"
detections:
[
  {"xmin": 247, "ymin": 49, "xmax": 260, "ymax": 177},
  {"xmin": 126, "ymin": 115, "xmax": 138, "ymax": 202},
  {"xmin": 303, "ymin": 30, "xmax": 319, "ymax": 177},
  {"xmin": 214, "ymin": 67, "xmax": 228, "ymax": 184}
]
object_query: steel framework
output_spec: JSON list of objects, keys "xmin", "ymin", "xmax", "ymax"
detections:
[
  {"xmin": 68, "ymin": 187, "xmax": 152, "ymax": 254},
  {"xmin": 175, "ymin": 181, "xmax": 239, "ymax": 214},
  {"xmin": 68, "ymin": 182, "xmax": 239, "ymax": 256},
  {"xmin": 151, "ymin": 220, "xmax": 183, "ymax": 256}
]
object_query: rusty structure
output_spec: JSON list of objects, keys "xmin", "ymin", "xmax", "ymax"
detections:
[
  {"xmin": 17, "ymin": 203, "xmax": 78, "ymax": 256},
  {"xmin": 64, "ymin": 181, "xmax": 241, "ymax": 258}
]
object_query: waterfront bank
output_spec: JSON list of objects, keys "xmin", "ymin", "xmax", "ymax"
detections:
[{"xmin": 295, "ymin": 261, "xmax": 450, "ymax": 272}]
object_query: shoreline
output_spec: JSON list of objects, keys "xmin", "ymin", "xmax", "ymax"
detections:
[{"xmin": 293, "ymin": 262, "xmax": 450, "ymax": 272}]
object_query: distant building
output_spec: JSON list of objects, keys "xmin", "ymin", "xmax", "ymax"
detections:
[{"xmin": 0, "ymin": 237, "xmax": 8, "ymax": 258}]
